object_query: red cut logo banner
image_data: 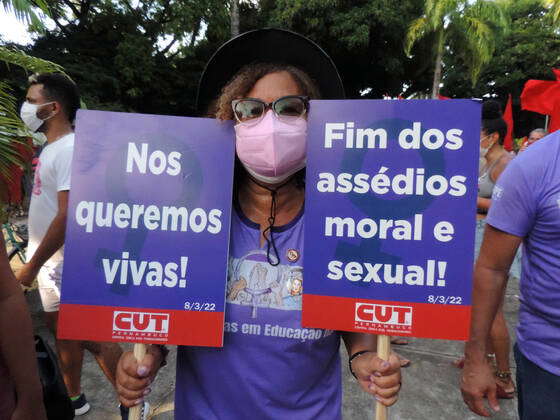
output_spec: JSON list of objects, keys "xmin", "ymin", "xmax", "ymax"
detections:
[{"xmin": 303, "ymin": 295, "xmax": 470, "ymax": 340}]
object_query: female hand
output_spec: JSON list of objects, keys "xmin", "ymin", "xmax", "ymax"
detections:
[
  {"xmin": 116, "ymin": 346, "xmax": 163, "ymax": 407},
  {"xmin": 351, "ymin": 351, "xmax": 402, "ymax": 406}
]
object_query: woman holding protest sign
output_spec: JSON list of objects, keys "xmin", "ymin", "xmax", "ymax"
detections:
[{"xmin": 116, "ymin": 28, "xmax": 402, "ymax": 419}]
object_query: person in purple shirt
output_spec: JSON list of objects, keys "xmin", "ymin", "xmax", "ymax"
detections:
[
  {"xmin": 115, "ymin": 29, "xmax": 402, "ymax": 419},
  {"xmin": 462, "ymin": 130, "xmax": 560, "ymax": 419}
]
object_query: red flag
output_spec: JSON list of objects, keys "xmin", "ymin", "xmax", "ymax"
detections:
[
  {"xmin": 520, "ymin": 80, "xmax": 560, "ymax": 115},
  {"xmin": 3, "ymin": 141, "xmax": 33, "ymax": 204},
  {"xmin": 548, "ymin": 65, "xmax": 560, "ymax": 132},
  {"xmin": 503, "ymin": 94, "xmax": 514, "ymax": 151},
  {"xmin": 549, "ymin": 99, "xmax": 560, "ymax": 133},
  {"xmin": 438, "ymin": 94, "xmax": 451, "ymax": 100}
]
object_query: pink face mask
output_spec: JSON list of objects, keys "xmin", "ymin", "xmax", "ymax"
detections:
[{"xmin": 234, "ymin": 110, "xmax": 307, "ymax": 184}]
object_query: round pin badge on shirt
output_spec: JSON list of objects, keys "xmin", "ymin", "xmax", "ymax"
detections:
[{"xmin": 286, "ymin": 249, "xmax": 300, "ymax": 263}]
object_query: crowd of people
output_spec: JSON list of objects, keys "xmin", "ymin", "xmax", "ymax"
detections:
[{"xmin": 1, "ymin": 28, "xmax": 558, "ymax": 420}]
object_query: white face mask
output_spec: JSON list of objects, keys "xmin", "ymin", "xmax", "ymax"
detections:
[
  {"xmin": 479, "ymin": 134, "xmax": 494, "ymax": 158},
  {"xmin": 19, "ymin": 101, "xmax": 55, "ymax": 132}
]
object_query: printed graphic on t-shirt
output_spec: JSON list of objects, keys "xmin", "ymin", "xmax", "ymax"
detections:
[
  {"xmin": 492, "ymin": 185, "xmax": 503, "ymax": 200},
  {"xmin": 227, "ymin": 250, "xmax": 303, "ymax": 318},
  {"xmin": 32, "ymin": 159, "xmax": 42, "ymax": 196}
]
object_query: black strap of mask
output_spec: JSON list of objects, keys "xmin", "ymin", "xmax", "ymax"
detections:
[{"xmin": 247, "ymin": 176, "xmax": 293, "ymax": 266}]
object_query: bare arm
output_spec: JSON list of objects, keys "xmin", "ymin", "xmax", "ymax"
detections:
[
  {"xmin": 0, "ymin": 238, "xmax": 46, "ymax": 419},
  {"xmin": 17, "ymin": 190, "xmax": 68, "ymax": 286},
  {"xmin": 462, "ymin": 224, "xmax": 522, "ymax": 416},
  {"xmin": 341, "ymin": 331, "xmax": 377, "ymax": 355},
  {"xmin": 466, "ymin": 225, "xmax": 521, "ymax": 360},
  {"xmin": 476, "ymin": 196, "xmax": 492, "ymax": 212}
]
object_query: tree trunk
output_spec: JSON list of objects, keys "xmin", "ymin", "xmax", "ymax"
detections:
[
  {"xmin": 189, "ymin": 19, "xmax": 201, "ymax": 48},
  {"xmin": 431, "ymin": 29, "xmax": 444, "ymax": 99},
  {"xmin": 230, "ymin": 0, "xmax": 239, "ymax": 38}
]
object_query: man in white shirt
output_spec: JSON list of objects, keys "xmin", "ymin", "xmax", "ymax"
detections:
[{"xmin": 17, "ymin": 73, "xmax": 122, "ymax": 416}]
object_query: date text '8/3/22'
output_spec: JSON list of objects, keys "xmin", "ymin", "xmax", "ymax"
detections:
[
  {"xmin": 184, "ymin": 302, "xmax": 217, "ymax": 311},
  {"xmin": 427, "ymin": 295, "xmax": 462, "ymax": 304}
]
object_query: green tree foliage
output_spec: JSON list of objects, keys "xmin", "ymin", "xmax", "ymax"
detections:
[
  {"xmin": 2, "ymin": 0, "xmax": 558, "ymax": 122},
  {"xmin": 445, "ymin": 0, "xmax": 560, "ymax": 98},
  {"xmin": 257, "ymin": 0, "xmax": 433, "ymax": 98},
  {"xmin": 1, "ymin": 0, "xmax": 49, "ymax": 27},
  {"xmin": 16, "ymin": 0, "xmax": 228, "ymax": 115},
  {"xmin": 443, "ymin": 0, "xmax": 560, "ymax": 134},
  {"xmin": 0, "ymin": 0, "xmax": 60, "ymax": 192},
  {"xmin": 3, "ymin": 0, "xmax": 434, "ymax": 118},
  {"xmin": 405, "ymin": 0, "xmax": 509, "ymax": 97},
  {"xmin": 543, "ymin": 0, "xmax": 560, "ymax": 24}
]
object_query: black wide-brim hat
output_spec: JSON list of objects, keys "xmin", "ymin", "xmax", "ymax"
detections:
[{"xmin": 196, "ymin": 28, "xmax": 345, "ymax": 113}]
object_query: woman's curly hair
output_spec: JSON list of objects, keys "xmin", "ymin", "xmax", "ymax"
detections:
[
  {"xmin": 208, "ymin": 62, "xmax": 321, "ymax": 120},
  {"xmin": 207, "ymin": 62, "xmax": 320, "ymax": 191}
]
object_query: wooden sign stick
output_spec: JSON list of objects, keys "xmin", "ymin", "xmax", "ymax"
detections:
[
  {"xmin": 375, "ymin": 334, "xmax": 391, "ymax": 420},
  {"xmin": 129, "ymin": 343, "xmax": 147, "ymax": 420}
]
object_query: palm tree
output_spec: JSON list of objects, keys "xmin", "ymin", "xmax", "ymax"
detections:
[
  {"xmin": 0, "ymin": 1, "xmax": 63, "ymax": 197},
  {"xmin": 0, "ymin": 50, "xmax": 64, "ymax": 180},
  {"xmin": 405, "ymin": 0, "xmax": 508, "ymax": 98},
  {"xmin": 543, "ymin": 0, "xmax": 560, "ymax": 24},
  {"xmin": 1, "ymin": 0, "xmax": 49, "ymax": 26}
]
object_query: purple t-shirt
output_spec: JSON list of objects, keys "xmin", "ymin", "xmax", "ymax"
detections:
[
  {"xmin": 486, "ymin": 133, "xmax": 560, "ymax": 375},
  {"xmin": 175, "ymin": 204, "xmax": 342, "ymax": 419}
]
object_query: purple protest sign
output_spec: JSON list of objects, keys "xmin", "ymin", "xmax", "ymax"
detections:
[
  {"xmin": 302, "ymin": 100, "xmax": 480, "ymax": 340},
  {"xmin": 58, "ymin": 110, "xmax": 234, "ymax": 347}
]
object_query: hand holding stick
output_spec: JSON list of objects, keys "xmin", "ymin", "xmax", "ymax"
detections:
[
  {"xmin": 375, "ymin": 334, "xmax": 391, "ymax": 420},
  {"xmin": 129, "ymin": 343, "xmax": 147, "ymax": 420}
]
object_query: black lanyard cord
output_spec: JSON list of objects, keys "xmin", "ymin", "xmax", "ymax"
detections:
[{"xmin": 247, "ymin": 176, "xmax": 293, "ymax": 266}]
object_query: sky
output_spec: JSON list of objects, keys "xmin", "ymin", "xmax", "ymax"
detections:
[
  {"xmin": 0, "ymin": 6, "xmax": 179, "ymax": 56},
  {"xmin": 0, "ymin": 8, "xmax": 33, "ymax": 45},
  {"xmin": 0, "ymin": 5, "xmax": 201, "ymax": 52}
]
